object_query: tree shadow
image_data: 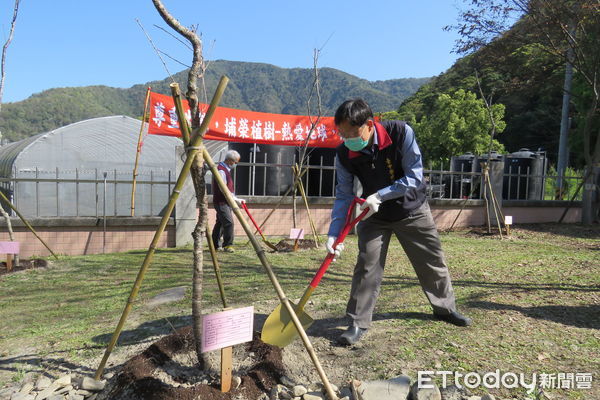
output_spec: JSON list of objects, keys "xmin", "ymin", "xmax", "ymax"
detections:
[
  {"xmin": 468, "ymin": 300, "xmax": 600, "ymax": 329},
  {"xmin": 91, "ymin": 315, "xmax": 193, "ymax": 346}
]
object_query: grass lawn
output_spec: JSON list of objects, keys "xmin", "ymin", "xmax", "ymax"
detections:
[{"xmin": 0, "ymin": 223, "xmax": 598, "ymax": 399}]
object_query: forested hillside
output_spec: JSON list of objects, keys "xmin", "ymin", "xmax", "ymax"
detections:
[
  {"xmin": 0, "ymin": 60, "xmax": 429, "ymax": 142},
  {"xmin": 396, "ymin": 19, "xmax": 578, "ymax": 166}
]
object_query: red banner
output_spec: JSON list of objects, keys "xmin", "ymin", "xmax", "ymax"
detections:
[{"xmin": 148, "ymin": 92, "xmax": 343, "ymax": 148}]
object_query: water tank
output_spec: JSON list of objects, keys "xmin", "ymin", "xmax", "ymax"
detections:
[
  {"xmin": 503, "ymin": 148, "xmax": 547, "ymax": 200},
  {"xmin": 228, "ymin": 143, "xmax": 295, "ymax": 196},
  {"xmin": 445, "ymin": 153, "xmax": 477, "ymax": 198},
  {"xmin": 299, "ymin": 148, "xmax": 336, "ymax": 197}
]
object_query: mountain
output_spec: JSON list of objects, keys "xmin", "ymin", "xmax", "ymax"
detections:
[{"xmin": 0, "ymin": 60, "xmax": 430, "ymax": 142}]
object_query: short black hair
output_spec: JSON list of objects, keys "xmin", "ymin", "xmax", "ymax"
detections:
[{"xmin": 334, "ymin": 98, "xmax": 374, "ymax": 126}]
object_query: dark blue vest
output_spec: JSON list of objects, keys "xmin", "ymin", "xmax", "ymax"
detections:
[{"xmin": 336, "ymin": 120, "xmax": 427, "ymax": 221}]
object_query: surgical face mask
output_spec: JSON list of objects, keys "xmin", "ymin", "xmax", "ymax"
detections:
[{"xmin": 343, "ymin": 136, "xmax": 369, "ymax": 151}]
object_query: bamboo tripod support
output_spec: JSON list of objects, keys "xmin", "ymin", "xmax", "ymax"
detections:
[
  {"xmin": 242, "ymin": 168, "xmax": 308, "ymax": 247},
  {"xmin": 130, "ymin": 87, "xmax": 152, "ymax": 216},
  {"xmin": 446, "ymin": 162, "xmax": 506, "ymax": 236},
  {"xmin": 203, "ymin": 147, "xmax": 338, "ymax": 400},
  {"xmin": 94, "ymin": 76, "xmax": 230, "ymax": 380},
  {"xmin": 292, "ymin": 164, "xmax": 321, "ymax": 246},
  {"xmin": 167, "ymin": 81, "xmax": 336, "ymax": 399},
  {"xmin": 0, "ymin": 191, "xmax": 58, "ymax": 259}
]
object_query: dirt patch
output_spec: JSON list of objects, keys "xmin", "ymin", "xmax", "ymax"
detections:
[
  {"xmin": 102, "ymin": 326, "xmax": 285, "ymax": 400},
  {"xmin": 273, "ymin": 239, "xmax": 318, "ymax": 252},
  {"xmin": 0, "ymin": 258, "xmax": 48, "ymax": 275}
]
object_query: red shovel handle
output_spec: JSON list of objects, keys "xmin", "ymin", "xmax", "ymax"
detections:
[
  {"xmin": 241, "ymin": 202, "xmax": 263, "ymax": 235},
  {"xmin": 309, "ymin": 197, "xmax": 367, "ymax": 288}
]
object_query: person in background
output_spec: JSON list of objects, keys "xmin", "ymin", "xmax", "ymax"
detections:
[
  {"xmin": 212, "ymin": 149, "xmax": 245, "ymax": 253},
  {"xmin": 327, "ymin": 98, "xmax": 471, "ymax": 346}
]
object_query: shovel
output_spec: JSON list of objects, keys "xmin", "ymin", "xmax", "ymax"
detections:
[
  {"xmin": 261, "ymin": 197, "xmax": 368, "ymax": 347},
  {"xmin": 241, "ymin": 202, "xmax": 279, "ymax": 251}
]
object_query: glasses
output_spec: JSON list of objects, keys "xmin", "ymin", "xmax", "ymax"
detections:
[{"xmin": 337, "ymin": 123, "xmax": 365, "ymax": 139}]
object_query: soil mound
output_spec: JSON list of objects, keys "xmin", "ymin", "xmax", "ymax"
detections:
[{"xmin": 102, "ymin": 326, "xmax": 284, "ymax": 400}]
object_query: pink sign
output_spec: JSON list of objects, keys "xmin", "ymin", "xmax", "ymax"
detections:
[
  {"xmin": 0, "ymin": 241, "xmax": 19, "ymax": 254},
  {"xmin": 201, "ymin": 306, "xmax": 254, "ymax": 352},
  {"xmin": 289, "ymin": 228, "xmax": 305, "ymax": 240}
]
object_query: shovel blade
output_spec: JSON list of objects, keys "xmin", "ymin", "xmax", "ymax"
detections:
[{"xmin": 261, "ymin": 302, "xmax": 313, "ymax": 348}]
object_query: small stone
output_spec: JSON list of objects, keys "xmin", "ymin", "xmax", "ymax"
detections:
[
  {"xmin": 292, "ymin": 385, "xmax": 307, "ymax": 397},
  {"xmin": 280, "ymin": 376, "xmax": 296, "ymax": 388},
  {"xmin": 466, "ymin": 396, "xmax": 482, "ymax": 400},
  {"xmin": 54, "ymin": 375, "xmax": 71, "ymax": 387},
  {"xmin": 302, "ymin": 393, "xmax": 325, "ymax": 400},
  {"xmin": 55, "ymin": 385, "xmax": 73, "ymax": 395},
  {"xmin": 338, "ymin": 386, "xmax": 352, "ymax": 399},
  {"xmin": 481, "ymin": 395, "xmax": 496, "ymax": 400},
  {"xmin": 21, "ymin": 373, "xmax": 36, "ymax": 385},
  {"xmin": 358, "ymin": 375, "xmax": 411, "ymax": 400},
  {"xmin": 47, "ymin": 395, "xmax": 64, "ymax": 400},
  {"xmin": 75, "ymin": 390, "xmax": 92, "ymax": 396},
  {"xmin": 232, "ymin": 376, "xmax": 242, "ymax": 389},
  {"xmin": 440, "ymin": 384, "xmax": 471, "ymax": 400},
  {"xmin": 79, "ymin": 377, "xmax": 105, "ymax": 392},
  {"xmin": 0, "ymin": 387, "xmax": 16, "ymax": 399},
  {"xmin": 18, "ymin": 383, "xmax": 33, "ymax": 394},
  {"xmin": 10, "ymin": 393, "xmax": 34, "ymax": 400},
  {"xmin": 35, "ymin": 376, "xmax": 52, "ymax": 391},
  {"xmin": 103, "ymin": 373, "xmax": 114, "ymax": 380},
  {"xmin": 67, "ymin": 394, "xmax": 84, "ymax": 400},
  {"xmin": 410, "ymin": 380, "xmax": 442, "ymax": 400},
  {"xmin": 36, "ymin": 385, "xmax": 60, "ymax": 400}
]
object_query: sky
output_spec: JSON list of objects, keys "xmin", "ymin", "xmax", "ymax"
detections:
[{"xmin": 1, "ymin": 0, "xmax": 466, "ymax": 104}]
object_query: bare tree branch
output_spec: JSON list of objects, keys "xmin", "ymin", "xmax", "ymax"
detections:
[
  {"xmin": 0, "ymin": 0, "xmax": 20, "ymax": 112},
  {"xmin": 136, "ymin": 18, "xmax": 176, "ymax": 84},
  {"xmin": 154, "ymin": 23, "xmax": 194, "ymax": 51}
]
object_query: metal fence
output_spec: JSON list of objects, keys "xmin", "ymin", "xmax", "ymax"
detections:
[
  {"xmin": 218, "ymin": 160, "xmax": 584, "ymax": 201},
  {"xmin": 0, "ymin": 162, "xmax": 584, "ymax": 218},
  {"xmin": 0, "ymin": 168, "xmax": 174, "ymax": 218}
]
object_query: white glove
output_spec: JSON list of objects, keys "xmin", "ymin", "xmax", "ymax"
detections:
[
  {"xmin": 360, "ymin": 193, "xmax": 382, "ymax": 219},
  {"xmin": 326, "ymin": 236, "xmax": 344, "ymax": 261},
  {"xmin": 233, "ymin": 197, "xmax": 246, "ymax": 205}
]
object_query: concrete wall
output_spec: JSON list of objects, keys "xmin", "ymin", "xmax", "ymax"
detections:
[
  {"xmin": 0, "ymin": 199, "xmax": 581, "ymax": 258},
  {"xmin": 0, "ymin": 217, "xmax": 175, "ymax": 258}
]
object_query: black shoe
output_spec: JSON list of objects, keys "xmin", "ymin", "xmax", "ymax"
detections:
[
  {"xmin": 434, "ymin": 310, "xmax": 472, "ymax": 327},
  {"xmin": 338, "ymin": 326, "xmax": 368, "ymax": 345}
]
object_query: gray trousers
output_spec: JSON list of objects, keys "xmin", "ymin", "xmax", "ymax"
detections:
[
  {"xmin": 212, "ymin": 202, "xmax": 234, "ymax": 248},
  {"xmin": 347, "ymin": 201, "xmax": 457, "ymax": 328}
]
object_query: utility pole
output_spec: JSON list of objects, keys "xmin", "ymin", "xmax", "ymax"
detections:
[{"xmin": 555, "ymin": 25, "xmax": 575, "ymax": 199}]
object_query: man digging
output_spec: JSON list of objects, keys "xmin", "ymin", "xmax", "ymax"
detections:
[{"xmin": 327, "ymin": 98, "xmax": 471, "ymax": 346}]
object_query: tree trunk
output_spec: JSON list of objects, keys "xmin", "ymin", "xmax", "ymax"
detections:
[
  {"xmin": 152, "ymin": 0, "xmax": 207, "ymax": 365},
  {"xmin": 190, "ymin": 160, "xmax": 208, "ymax": 360}
]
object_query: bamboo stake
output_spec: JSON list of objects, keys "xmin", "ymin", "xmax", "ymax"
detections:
[
  {"xmin": 0, "ymin": 191, "xmax": 57, "ymax": 259},
  {"xmin": 203, "ymin": 147, "xmax": 338, "ymax": 400},
  {"xmin": 205, "ymin": 223, "xmax": 227, "ymax": 308},
  {"xmin": 243, "ymin": 168, "xmax": 308, "ymax": 247},
  {"xmin": 170, "ymin": 83, "xmax": 191, "ymax": 145},
  {"xmin": 130, "ymin": 87, "xmax": 152, "ymax": 216},
  {"xmin": 484, "ymin": 166, "xmax": 503, "ymax": 239},
  {"xmin": 293, "ymin": 164, "xmax": 320, "ymax": 246},
  {"xmin": 94, "ymin": 76, "xmax": 229, "ymax": 380}
]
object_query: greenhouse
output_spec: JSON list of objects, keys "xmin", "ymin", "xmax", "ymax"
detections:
[{"xmin": 0, "ymin": 115, "xmax": 225, "ymax": 218}]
